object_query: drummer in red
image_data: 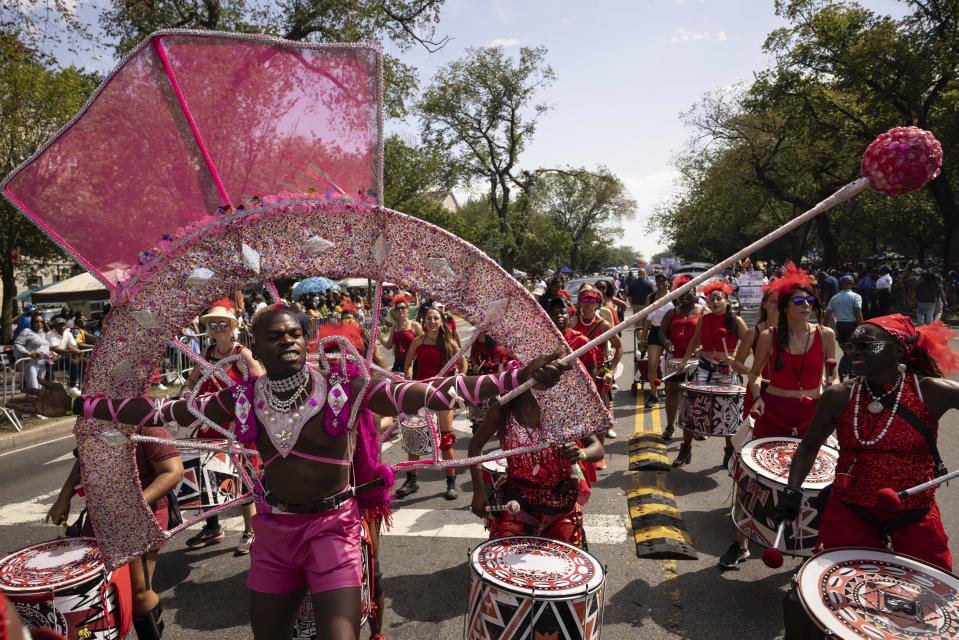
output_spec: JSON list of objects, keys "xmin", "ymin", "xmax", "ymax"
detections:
[
  {"xmin": 660, "ymin": 276, "xmax": 704, "ymax": 443},
  {"xmin": 747, "ymin": 265, "xmax": 839, "ymax": 440},
  {"xmin": 674, "ymin": 280, "xmax": 748, "ymax": 467},
  {"xmin": 782, "ymin": 314, "xmax": 958, "ymax": 571}
]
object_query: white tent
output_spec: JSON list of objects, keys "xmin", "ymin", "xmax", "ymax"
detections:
[{"xmin": 32, "ymin": 272, "xmax": 110, "ymax": 303}]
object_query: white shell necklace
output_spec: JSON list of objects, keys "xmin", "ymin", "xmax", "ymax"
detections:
[{"xmin": 852, "ymin": 374, "xmax": 904, "ymax": 446}]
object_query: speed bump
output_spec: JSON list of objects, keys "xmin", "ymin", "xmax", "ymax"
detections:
[
  {"xmin": 627, "ymin": 486, "xmax": 698, "ymax": 559},
  {"xmin": 628, "ymin": 432, "xmax": 669, "ymax": 471}
]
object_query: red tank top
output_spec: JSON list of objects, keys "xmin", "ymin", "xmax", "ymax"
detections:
[
  {"xmin": 573, "ymin": 316, "xmax": 607, "ymax": 370},
  {"xmin": 198, "ymin": 343, "xmax": 245, "ymax": 395},
  {"xmin": 392, "ymin": 327, "xmax": 415, "ymax": 364},
  {"xmin": 414, "ymin": 342, "xmax": 443, "ymax": 379},
  {"xmin": 767, "ymin": 327, "xmax": 823, "ymax": 392},
  {"xmin": 835, "ymin": 375, "xmax": 938, "ymax": 510},
  {"xmin": 667, "ymin": 309, "xmax": 700, "ymax": 358},
  {"xmin": 700, "ymin": 312, "xmax": 738, "ymax": 353}
]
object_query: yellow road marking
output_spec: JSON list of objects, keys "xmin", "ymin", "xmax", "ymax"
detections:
[
  {"xmin": 632, "ymin": 525, "xmax": 693, "ymax": 544},
  {"xmin": 628, "ymin": 502, "xmax": 683, "ymax": 520},
  {"xmin": 626, "ymin": 486, "xmax": 676, "ymax": 501}
]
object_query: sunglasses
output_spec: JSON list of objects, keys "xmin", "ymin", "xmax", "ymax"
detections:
[
  {"xmin": 208, "ymin": 321, "xmax": 232, "ymax": 330},
  {"xmin": 789, "ymin": 295, "xmax": 817, "ymax": 306}
]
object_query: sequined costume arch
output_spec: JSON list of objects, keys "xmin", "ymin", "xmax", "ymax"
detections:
[{"xmin": 2, "ymin": 32, "xmax": 610, "ymax": 568}]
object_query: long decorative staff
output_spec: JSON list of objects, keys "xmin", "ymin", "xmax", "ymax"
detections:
[{"xmin": 500, "ymin": 126, "xmax": 943, "ymax": 405}]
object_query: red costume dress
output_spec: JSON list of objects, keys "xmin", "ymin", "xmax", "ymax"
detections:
[
  {"xmin": 817, "ymin": 375, "xmax": 952, "ymax": 570},
  {"xmin": 488, "ymin": 409, "xmax": 592, "ymax": 548},
  {"xmin": 573, "ymin": 315, "xmax": 611, "ymax": 397},
  {"xmin": 563, "ymin": 328, "xmax": 598, "ymax": 373},
  {"xmin": 197, "ymin": 343, "xmax": 246, "ymax": 438},
  {"xmin": 753, "ymin": 327, "xmax": 823, "ymax": 439},
  {"xmin": 666, "ymin": 310, "xmax": 699, "ymax": 360},
  {"xmin": 412, "ymin": 342, "xmax": 443, "ymax": 380},
  {"xmin": 695, "ymin": 312, "xmax": 739, "ymax": 382}
]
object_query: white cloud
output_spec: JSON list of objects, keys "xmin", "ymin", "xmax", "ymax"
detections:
[
  {"xmin": 561, "ymin": 16, "xmax": 576, "ymax": 24},
  {"xmin": 669, "ymin": 28, "xmax": 728, "ymax": 44},
  {"xmin": 488, "ymin": 37, "xmax": 521, "ymax": 48}
]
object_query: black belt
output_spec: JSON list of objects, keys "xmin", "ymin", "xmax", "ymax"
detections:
[{"xmin": 264, "ymin": 477, "xmax": 385, "ymax": 514}]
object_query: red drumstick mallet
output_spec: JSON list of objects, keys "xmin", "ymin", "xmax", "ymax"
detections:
[
  {"xmin": 762, "ymin": 521, "xmax": 787, "ymax": 568},
  {"xmin": 876, "ymin": 468, "xmax": 959, "ymax": 510}
]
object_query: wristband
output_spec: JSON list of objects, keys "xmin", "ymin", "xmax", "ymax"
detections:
[{"xmin": 577, "ymin": 448, "xmax": 587, "ymax": 462}]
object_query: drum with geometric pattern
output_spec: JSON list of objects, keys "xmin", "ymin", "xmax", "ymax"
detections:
[
  {"xmin": 466, "ymin": 536, "xmax": 605, "ymax": 640},
  {"xmin": 796, "ymin": 547, "xmax": 959, "ymax": 639},
  {"xmin": 398, "ymin": 412, "xmax": 436, "ymax": 457},
  {"xmin": 677, "ymin": 382, "xmax": 745, "ymax": 437},
  {"xmin": 174, "ymin": 438, "xmax": 241, "ymax": 510},
  {"xmin": 0, "ymin": 538, "xmax": 131, "ymax": 640},
  {"xmin": 732, "ymin": 437, "xmax": 838, "ymax": 556}
]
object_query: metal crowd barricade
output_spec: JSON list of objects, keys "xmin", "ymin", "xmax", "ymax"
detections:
[{"xmin": 0, "ymin": 350, "xmax": 23, "ymax": 431}]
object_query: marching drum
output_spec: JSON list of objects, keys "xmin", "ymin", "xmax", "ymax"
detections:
[
  {"xmin": 732, "ymin": 437, "xmax": 838, "ymax": 556},
  {"xmin": 0, "ymin": 538, "xmax": 131, "ymax": 640},
  {"xmin": 175, "ymin": 438, "xmax": 240, "ymax": 510},
  {"xmin": 469, "ymin": 399, "xmax": 492, "ymax": 429},
  {"xmin": 397, "ymin": 412, "xmax": 436, "ymax": 457},
  {"xmin": 677, "ymin": 382, "xmax": 746, "ymax": 437},
  {"xmin": 466, "ymin": 536, "xmax": 605, "ymax": 640},
  {"xmin": 665, "ymin": 358, "xmax": 686, "ymax": 379},
  {"xmin": 794, "ymin": 547, "xmax": 959, "ymax": 639},
  {"xmin": 293, "ymin": 519, "xmax": 373, "ymax": 639},
  {"xmin": 480, "ymin": 456, "xmax": 509, "ymax": 502}
]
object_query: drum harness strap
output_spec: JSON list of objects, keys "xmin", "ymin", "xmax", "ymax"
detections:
[{"xmin": 841, "ymin": 390, "xmax": 946, "ymax": 550}]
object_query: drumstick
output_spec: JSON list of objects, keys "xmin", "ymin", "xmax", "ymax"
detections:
[
  {"xmin": 717, "ymin": 327, "xmax": 731, "ymax": 361},
  {"xmin": 876, "ymin": 468, "xmax": 959, "ymax": 510},
  {"xmin": 660, "ymin": 361, "xmax": 698, "ymax": 383},
  {"xmin": 761, "ymin": 521, "xmax": 787, "ymax": 568},
  {"xmin": 485, "ymin": 500, "xmax": 520, "ymax": 514},
  {"xmin": 497, "ymin": 127, "xmax": 941, "ymax": 406}
]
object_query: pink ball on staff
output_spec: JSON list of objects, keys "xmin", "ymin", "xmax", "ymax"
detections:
[{"xmin": 862, "ymin": 126, "xmax": 943, "ymax": 195}]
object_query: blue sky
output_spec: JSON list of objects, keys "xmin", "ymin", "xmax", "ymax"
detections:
[{"xmin": 45, "ymin": 0, "xmax": 908, "ymax": 261}]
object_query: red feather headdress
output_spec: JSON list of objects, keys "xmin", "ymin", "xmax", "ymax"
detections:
[
  {"xmin": 672, "ymin": 275, "xmax": 692, "ymax": 290},
  {"xmin": 763, "ymin": 262, "xmax": 815, "ymax": 297},
  {"xmin": 700, "ymin": 280, "xmax": 735, "ymax": 297}
]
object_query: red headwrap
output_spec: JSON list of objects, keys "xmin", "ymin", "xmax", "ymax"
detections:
[
  {"xmin": 672, "ymin": 274, "xmax": 692, "ymax": 290},
  {"xmin": 390, "ymin": 293, "xmax": 409, "ymax": 307},
  {"xmin": 865, "ymin": 314, "xmax": 959, "ymax": 374},
  {"xmin": 317, "ymin": 322, "xmax": 365, "ymax": 352},
  {"xmin": 700, "ymin": 280, "xmax": 735, "ymax": 297},
  {"xmin": 578, "ymin": 289, "xmax": 603, "ymax": 304},
  {"xmin": 208, "ymin": 296, "xmax": 236, "ymax": 311},
  {"xmin": 763, "ymin": 262, "xmax": 815, "ymax": 297}
]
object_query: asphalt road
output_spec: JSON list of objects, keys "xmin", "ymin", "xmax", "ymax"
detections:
[{"xmin": 1, "ymin": 318, "xmax": 957, "ymax": 639}]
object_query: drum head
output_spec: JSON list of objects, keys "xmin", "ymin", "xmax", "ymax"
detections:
[
  {"xmin": 680, "ymin": 382, "xmax": 746, "ymax": 396},
  {"xmin": 0, "ymin": 538, "xmax": 103, "ymax": 593},
  {"xmin": 471, "ymin": 536, "xmax": 604, "ymax": 598},
  {"xmin": 741, "ymin": 437, "xmax": 838, "ymax": 491},
  {"xmin": 481, "ymin": 456, "xmax": 508, "ymax": 475},
  {"xmin": 796, "ymin": 547, "xmax": 959, "ymax": 639}
]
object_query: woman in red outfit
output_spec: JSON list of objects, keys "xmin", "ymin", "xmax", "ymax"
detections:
[
  {"xmin": 378, "ymin": 294, "xmax": 422, "ymax": 373},
  {"xmin": 783, "ymin": 314, "xmax": 959, "ymax": 571},
  {"xmin": 660, "ymin": 276, "xmax": 704, "ymax": 442},
  {"xmin": 396, "ymin": 306, "xmax": 467, "ymax": 500},
  {"xmin": 748, "ymin": 269, "xmax": 838, "ymax": 440},
  {"xmin": 180, "ymin": 304, "xmax": 263, "ymax": 552},
  {"xmin": 674, "ymin": 280, "xmax": 748, "ymax": 467}
]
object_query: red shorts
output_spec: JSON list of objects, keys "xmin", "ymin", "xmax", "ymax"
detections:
[
  {"xmin": 247, "ymin": 499, "xmax": 363, "ymax": 594},
  {"xmin": 817, "ymin": 496, "xmax": 952, "ymax": 572},
  {"xmin": 489, "ymin": 507, "xmax": 585, "ymax": 549},
  {"xmin": 753, "ymin": 393, "xmax": 817, "ymax": 439}
]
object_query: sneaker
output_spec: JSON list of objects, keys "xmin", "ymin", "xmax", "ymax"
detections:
[
  {"xmin": 236, "ymin": 531, "xmax": 254, "ymax": 555},
  {"xmin": 595, "ymin": 457, "xmax": 607, "ymax": 471},
  {"xmin": 67, "ymin": 386, "xmax": 82, "ymax": 399},
  {"xmin": 644, "ymin": 395, "xmax": 658, "ymax": 408},
  {"xmin": 672, "ymin": 444, "xmax": 692, "ymax": 467},
  {"xmin": 718, "ymin": 541, "xmax": 750, "ymax": 569},
  {"xmin": 444, "ymin": 484, "xmax": 458, "ymax": 500},
  {"xmin": 694, "ymin": 434, "xmax": 707, "ymax": 441},
  {"xmin": 394, "ymin": 476, "xmax": 419, "ymax": 499},
  {"xmin": 155, "ymin": 383, "xmax": 168, "ymax": 391},
  {"xmin": 662, "ymin": 425, "xmax": 674, "ymax": 441},
  {"xmin": 186, "ymin": 526, "xmax": 224, "ymax": 549},
  {"xmin": 606, "ymin": 429, "xmax": 618, "ymax": 439}
]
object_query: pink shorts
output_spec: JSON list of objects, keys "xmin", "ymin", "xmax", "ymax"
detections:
[{"xmin": 247, "ymin": 498, "xmax": 363, "ymax": 594}]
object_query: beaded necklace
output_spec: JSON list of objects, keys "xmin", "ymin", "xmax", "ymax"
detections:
[{"xmin": 852, "ymin": 374, "xmax": 905, "ymax": 446}]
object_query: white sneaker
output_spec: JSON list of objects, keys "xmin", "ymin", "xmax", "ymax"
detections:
[
  {"xmin": 155, "ymin": 383, "xmax": 168, "ymax": 391},
  {"xmin": 606, "ymin": 428, "xmax": 618, "ymax": 438},
  {"xmin": 67, "ymin": 387, "xmax": 82, "ymax": 398}
]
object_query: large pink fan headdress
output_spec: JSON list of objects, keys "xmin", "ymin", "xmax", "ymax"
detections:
[{"xmin": 3, "ymin": 31, "xmax": 383, "ymax": 285}]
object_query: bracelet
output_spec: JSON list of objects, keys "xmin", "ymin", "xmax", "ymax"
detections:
[{"xmin": 577, "ymin": 448, "xmax": 587, "ymax": 462}]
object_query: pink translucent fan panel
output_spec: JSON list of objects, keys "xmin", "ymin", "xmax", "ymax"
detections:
[{"xmin": 2, "ymin": 32, "xmax": 383, "ymax": 284}]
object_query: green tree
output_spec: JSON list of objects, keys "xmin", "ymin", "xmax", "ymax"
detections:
[
  {"xmin": 0, "ymin": 33, "xmax": 99, "ymax": 339},
  {"xmin": 97, "ymin": 0, "xmax": 448, "ymax": 118},
  {"xmin": 417, "ymin": 46, "xmax": 555, "ymax": 271},
  {"xmin": 533, "ymin": 166, "xmax": 635, "ymax": 271}
]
